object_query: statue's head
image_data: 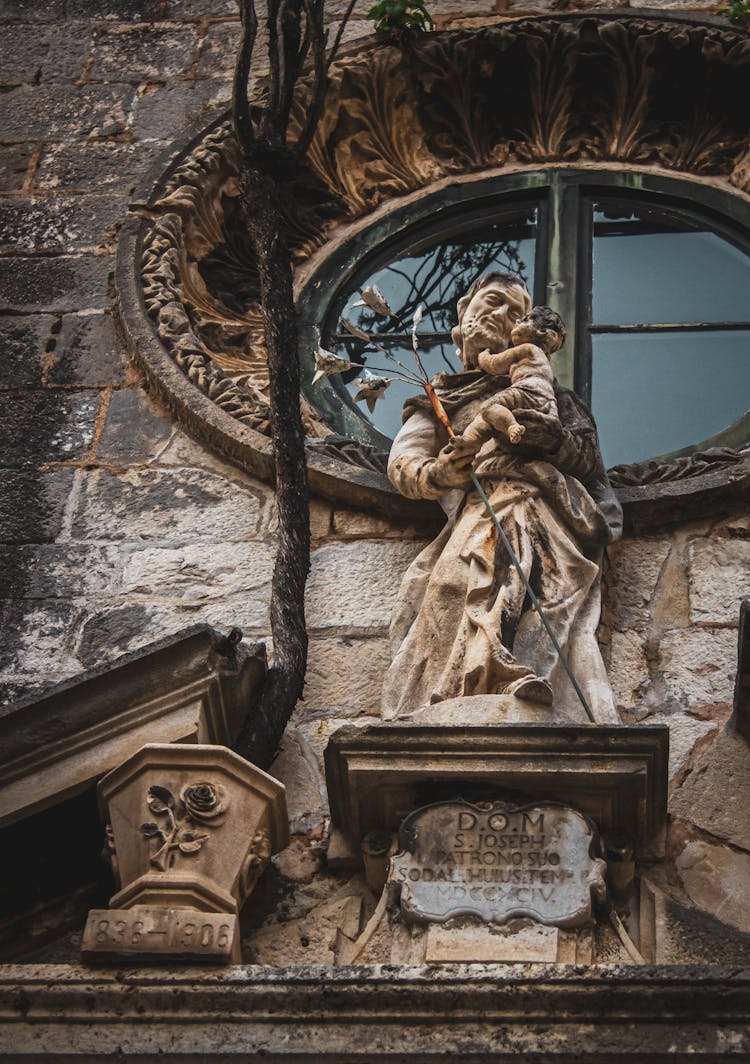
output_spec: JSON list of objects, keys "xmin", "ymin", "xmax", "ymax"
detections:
[{"xmin": 451, "ymin": 271, "xmax": 532, "ymax": 369}]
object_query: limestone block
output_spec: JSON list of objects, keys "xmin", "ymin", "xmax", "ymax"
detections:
[
  {"xmin": 0, "ymin": 600, "xmax": 82, "ymax": 679},
  {"xmin": 72, "ymin": 468, "xmax": 271, "ymax": 541},
  {"xmin": 0, "ymin": 254, "xmax": 113, "ymax": 314},
  {"xmin": 332, "ymin": 510, "xmax": 420, "ymax": 538},
  {"xmin": 689, "ymin": 539, "xmax": 750, "ymax": 625},
  {"xmin": 97, "ymin": 388, "xmax": 173, "ymax": 464},
  {"xmin": 304, "ymin": 636, "xmax": 391, "ymax": 709},
  {"xmin": 676, "ymin": 839, "xmax": 750, "ymax": 933},
  {"xmin": 245, "ymin": 892, "xmax": 365, "ymax": 966},
  {"xmin": 606, "ymin": 538, "xmax": 671, "ymax": 631},
  {"xmin": 659, "ymin": 627, "xmax": 737, "ymax": 711},
  {"xmin": 671, "ymin": 731, "xmax": 750, "ymax": 852},
  {"xmin": 306, "ymin": 540, "xmax": 426, "ymax": 629},
  {"xmin": 609, "ymin": 630, "xmax": 649, "ymax": 712},
  {"xmin": 645, "ymin": 712, "xmax": 717, "ymax": 784},
  {"xmin": 122, "ymin": 542, "xmax": 275, "ymax": 604},
  {"xmin": 269, "ymin": 724, "xmax": 327, "ymax": 834}
]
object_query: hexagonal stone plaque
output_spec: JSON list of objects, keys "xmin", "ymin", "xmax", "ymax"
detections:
[{"xmin": 391, "ymin": 800, "xmax": 606, "ymax": 928}]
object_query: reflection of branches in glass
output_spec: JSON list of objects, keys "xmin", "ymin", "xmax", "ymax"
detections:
[{"xmin": 341, "ymin": 232, "xmax": 532, "ymax": 339}]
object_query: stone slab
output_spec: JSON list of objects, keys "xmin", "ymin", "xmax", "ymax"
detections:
[
  {"xmin": 0, "ymin": 625, "xmax": 266, "ymax": 827},
  {"xmin": 82, "ymin": 908, "xmax": 239, "ymax": 965},
  {"xmin": 425, "ymin": 923, "xmax": 559, "ymax": 963},
  {"xmin": 325, "ymin": 722, "xmax": 669, "ymax": 859},
  {"xmin": 392, "ymin": 801, "xmax": 605, "ymax": 929},
  {"xmin": 1, "ymin": 963, "xmax": 750, "ymax": 1060}
]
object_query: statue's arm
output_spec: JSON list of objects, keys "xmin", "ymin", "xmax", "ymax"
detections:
[
  {"xmin": 517, "ymin": 385, "xmax": 623, "ymax": 539},
  {"xmin": 388, "ymin": 411, "xmax": 473, "ymax": 500}
]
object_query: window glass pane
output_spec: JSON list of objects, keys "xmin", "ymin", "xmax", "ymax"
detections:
[
  {"xmin": 335, "ymin": 209, "xmax": 538, "ymax": 338},
  {"xmin": 592, "ymin": 330, "xmax": 750, "ymax": 467},
  {"xmin": 592, "ymin": 202, "xmax": 750, "ymax": 326},
  {"xmin": 324, "ymin": 339, "xmax": 461, "ymax": 441}
]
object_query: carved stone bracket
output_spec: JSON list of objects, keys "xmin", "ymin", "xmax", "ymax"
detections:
[{"xmin": 117, "ymin": 13, "xmax": 750, "ymax": 528}]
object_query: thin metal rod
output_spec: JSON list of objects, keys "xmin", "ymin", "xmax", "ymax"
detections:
[{"xmin": 469, "ymin": 471, "xmax": 597, "ymax": 724}]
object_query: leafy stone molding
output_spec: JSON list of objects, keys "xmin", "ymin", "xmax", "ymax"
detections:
[{"xmin": 117, "ymin": 12, "xmax": 750, "ymax": 527}]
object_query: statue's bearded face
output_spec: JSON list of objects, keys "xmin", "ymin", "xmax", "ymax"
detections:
[{"xmin": 451, "ymin": 281, "xmax": 531, "ymax": 369}]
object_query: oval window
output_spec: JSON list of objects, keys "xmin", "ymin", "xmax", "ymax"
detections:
[{"xmin": 303, "ymin": 171, "xmax": 750, "ymax": 471}]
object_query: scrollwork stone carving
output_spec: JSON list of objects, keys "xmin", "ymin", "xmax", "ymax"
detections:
[{"xmin": 118, "ymin": 14, "xmax": 750, "ymax": 523}]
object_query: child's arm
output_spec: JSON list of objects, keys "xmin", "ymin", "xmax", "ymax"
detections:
[{"xmin": 477, "ymin": 346, "xmax": 521, "ymax": 376}]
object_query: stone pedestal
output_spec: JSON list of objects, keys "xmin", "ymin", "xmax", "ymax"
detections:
[
  {"xmin": 325, "ymin": 699, "xmax": 669, "ymax": 965},
  {"xmin": 82, "ymin": 743, "xmax": 289, "ymax": 965}
]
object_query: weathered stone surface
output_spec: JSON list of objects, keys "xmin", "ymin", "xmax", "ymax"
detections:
[
  {"xmin": 0, "ymin": 390, "xmax": 101, "ymax": 468},
  {"xmin": 82, "ymin": 908, "xmax": 239, "ymax": 965},
  {"xmin": 332, "ymin": 509, "xmax": 421, "ymax": 538},
  {"xmin": 0, "ymin": 468, "xmax": 75, "ymax": 543},
  {"xmin": 689, "ymin": 538, "xmax": 750, "ymax": 625},
  {"xmin": 608, "ymin": 629, "xmax": 648, "ymax": 713},
  {"xmin": 121, "ymin": 541, "xmax": 274, "ymax": 603},
  {"xmin": 644, "ymin": 711, "xmax": 717, "ymax": 784},
  {"xmin": 97, "ymin": 388, "xmax": 173, "ymax": 464},
  {"xmin": 0, "ymin": 599, "xmax": 81, "ymax": 678},
  {"xmin": 89, "ymin": 24, "xmax": 197, "ymax": 80},
  {"xmin": 195, "ymin": 21, "xmax": 243, "ymax": 79},
  {"xmin": 75, "ymin": 603, "xmax": 202, "ymax": 670},
  {"xmin": 676, "ymin": 838, "xmax": 750, "ymax": 933},
  {"xmin": 659, "ymin": 626, "xmax": 737, "ymax": 711},
  {"xmin": 245, "ymin": 892, "xmax": 364, "ymax": 966},
  {"xmin": 0, "ymin": 314, "xmax": 51, "ymax": 386},
  {"xmin": 306, "ymin": 540, "xmax": 426, "ymax": 629},
  {"xmin": 606, "ymin": 537, "xmax": 671, "ymax": 631},
  {"xmin": 3, "ymin": 963, "xmax": 750, "ymax": 1058},
  {"xmin": 425, "ymin": 922, "xmax": 559, "ymax": 963},
  {"xmin": 90, "ymin": 743, "xmax": 286, "ymax": 966},
  {"xmin": 0, "ymin": 0, "xmax": 65, "ymax": 20},
  {"xmin": 0, "ymin": 84, "xmax": 132, "ymax": 141},
  {"xmin": 72, "ymin": 468, "xmax": 271, "ymax": 540},
  {"xmin": 392, "ymin": 801, "xmax": 606, "ymax": 928},
  {"xmin": 655, "ymin": 893, "xmax": 750, "ymax": 965},
  {"xmin": 0, "ymin": 544, "xmax": 118, "ymax": 599},
  {"xmin": 131, "ymin": 81, "xmax": 231, "ymax": 140},
  {"xmin": 49, "ymin": 312, "xmax": 126, "ymax": 386},
  {"xmin": 0, "ymin": 23, "xmax": 57, "ymax": 84},
  {"xmin": 0, "ymin": 143, "xmax": 33, "ymax": 191},
  {"xmin": 35, "ymin": 141, "xmax": 167, "ymax": 195},
  {"xmin": 0, "ymin": 195, "xmax": 125, "ymax": 254},
  {"xmin": 0, "ymin": 255, "xmax": 113, "ymax": 312},
  {"xmin": 304, "ymin": 635, "xmax": 391, "ymax": 710},
  {"xmin": 269, "ymin": 724, "xmax": 327, "ymax": 834},
  {"xmin": 671, "ymin": 731, "xmax": 750, "ymax": 851}
]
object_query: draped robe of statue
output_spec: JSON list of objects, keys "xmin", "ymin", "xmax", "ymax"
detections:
[{"xmin": 381, "ymin": 370, "xmax": 622, "ymax": 724}]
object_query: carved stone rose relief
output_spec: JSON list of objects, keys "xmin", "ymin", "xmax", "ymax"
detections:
[{"xmin": 121, "ymin": 13, "xmax": 750, "ymax": 524}]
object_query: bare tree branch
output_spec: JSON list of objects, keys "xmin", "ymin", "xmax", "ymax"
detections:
[
  {"xmin": 289, "ymin": 0, "xmax": 327, "ymax": 162},
  {"xmin": 327, "ymin": 0, "xmax": 358, "ymax": 69},
  {"xmin": 230, "ymin": 0, "xmax": 359, "ymax": 769},
  {"xmin": 233, "ymin": 0, "xmax": 259, "ymax": 152}
]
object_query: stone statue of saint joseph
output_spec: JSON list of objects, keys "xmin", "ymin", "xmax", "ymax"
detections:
[{"xmin": 381, "ymin": 271, "xmax": 622, "ymax": 724}]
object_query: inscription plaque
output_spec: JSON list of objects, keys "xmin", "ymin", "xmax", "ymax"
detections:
[
  {"xmin": 391, "ymin": 801, "xmax": 606, "ymax": 928},
  {"xmin": 81, "ymin": 907, "xmax": 239, "ymax": 964}
]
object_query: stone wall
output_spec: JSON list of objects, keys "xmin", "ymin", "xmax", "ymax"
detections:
[{"xmin": 2, "ymin": 0, "xmax": 750, "ymax": 963}]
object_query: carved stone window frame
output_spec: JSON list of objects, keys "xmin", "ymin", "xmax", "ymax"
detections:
[{"xmin": 117, "ymin": 11, "xmax": 750, "ymax": 531}]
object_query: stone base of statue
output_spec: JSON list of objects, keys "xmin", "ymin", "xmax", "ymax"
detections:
[
  {"xmin": 326, "ymin": 697, "xmax": 668, "ymax": 965},
  {"xmin": 81, "ymin": 743, "xmax": 289, "ymax": 966},
  {"xmin": 325, "ymin": 696, "xmax": 669, "ymax": 863}
]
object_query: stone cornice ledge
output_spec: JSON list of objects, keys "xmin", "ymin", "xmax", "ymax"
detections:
[{"xmin": 1, "ymin": 963, "xmax": 749, "ymax": 1060}]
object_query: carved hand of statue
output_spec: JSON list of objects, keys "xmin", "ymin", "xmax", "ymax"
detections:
[
  {"xmin": 430, "ymin": 438, "xmax": 477, "ymax": 488},
  {"xmin": 513, "ymin": 409, "xmax": 564, "ymax": 456}
]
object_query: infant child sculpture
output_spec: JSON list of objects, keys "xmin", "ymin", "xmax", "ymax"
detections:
[
  {"xmin": 454, "ymin": 305, "xmax": 564, "ymax": 452},
  {"xmin": 381, "ymin": 271, "xmax": 621, "ymax": 724}
]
